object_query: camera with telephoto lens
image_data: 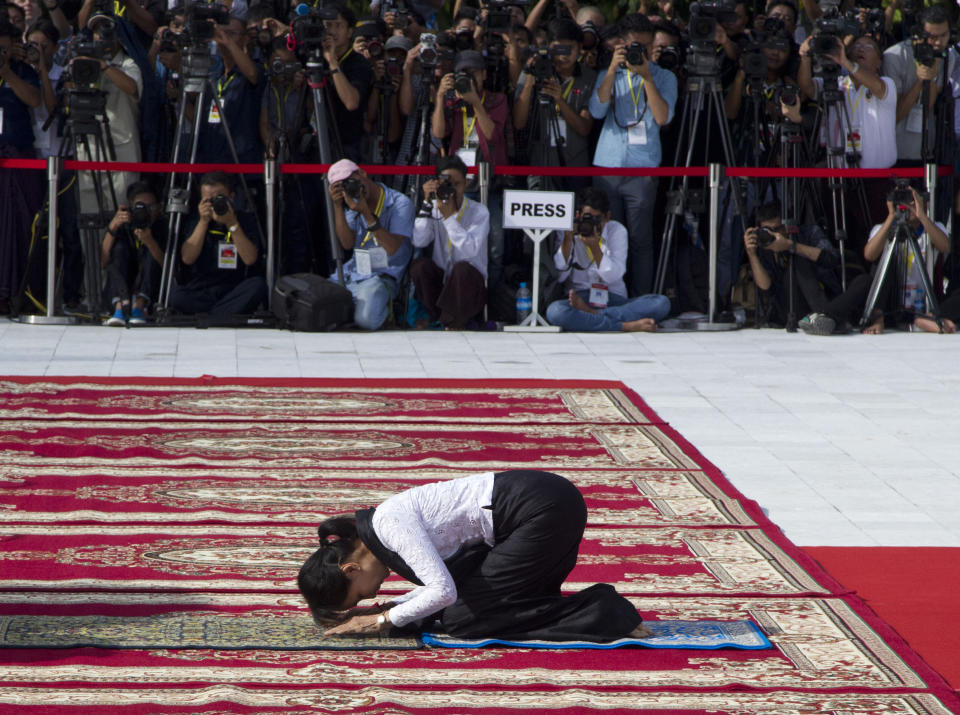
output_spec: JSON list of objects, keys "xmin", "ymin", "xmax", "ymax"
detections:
[
  {"xmin": 622, "ymin": 41, "xmax": 646, "ymax": 67},
  {"xmin": 129, "ymin": 202, "xmax": 153, "ymax": 230},
  {"xmin": 211, "ymin": 195, "xmax": 231, "ymax": 216},
  {"xmin": 577, "ymin": 213, "xmax": 600, "ymax": 237},
  {"xmin": 341, "ymin": 177, "xmax": 365, "ymax": 202},
  {"xmin": 755, "ymin": 226, "xmax": 777, "ymax": 247},
  {"xmin": 454, "ymin": 70, "xmax": 474, "ymax": 95},
  {"xmin": 913, "ymin": 35, "xmax": 945, "ymax": 67},
  {"xmin": 419, "ymin": 32, "xmax": 438, "ymax": 69},
  {"xmin": 580, "ymin": 21, "xmax": 600, "ymax": 49}
]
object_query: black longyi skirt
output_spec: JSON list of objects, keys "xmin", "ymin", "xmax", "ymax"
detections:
[{"xmin": 438, "ymin": 470, "xmax": 643, "ymax": 642}]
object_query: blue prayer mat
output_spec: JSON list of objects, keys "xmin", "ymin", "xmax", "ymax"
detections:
[{"xmin": 422, "ymin": 620, "xmax": 772, "ymax": 650}]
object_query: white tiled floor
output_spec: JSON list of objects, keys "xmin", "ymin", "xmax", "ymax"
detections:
[{"xmin": 2, "ymin": 318, "xmax": 959, "ymax": 548}]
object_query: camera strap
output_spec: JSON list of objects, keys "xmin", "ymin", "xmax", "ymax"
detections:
[
  {"xmin": 612, "ymin": 70, "xmax": 647, "ymax": 130},
  {"xmin": 460, "ymin": 93, "xmax": 486, "ymax": 146},
  {"xmin": 359, "ymin": 187, "xmax": 386, "ymax": 248}
]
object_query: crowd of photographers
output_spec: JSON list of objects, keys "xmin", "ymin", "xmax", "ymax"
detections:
[{"xmin": 0, "ymin": 0, "xmax": 958, "ymax": 333}]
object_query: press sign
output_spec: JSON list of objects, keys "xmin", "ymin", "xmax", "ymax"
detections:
[{"xmin": 502, "ymin": 190, "xmax": 575, "ymax": 232}]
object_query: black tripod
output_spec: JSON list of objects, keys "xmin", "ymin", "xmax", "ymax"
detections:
[
  {"xmin": 809, "ymin": 67, "xmax": 871, "ymax": 292},
  {"xmin": 155, "ymin": 44, "xmax": 264, "ymax": 316},
  {"xmin": 394, "ymin": 72, "xmax": 435, "ymax": 202},
  {"xmin": 58, "ymin": 87, "xmax": 119, "ymax": 320},
  {"xmin": 654, "ymin": 62, "xmax": 749, "ymax": 314},
  {"xmin": 526, "ymin": 82, "xmax": 568, "ymax": 189},
  {"xmin": 860, "ymin": 205, "xmax": 942, "ymax": 330},
  {"xmin": 777, "ymin": 117, "xmax": 804, "ymax": 332}
]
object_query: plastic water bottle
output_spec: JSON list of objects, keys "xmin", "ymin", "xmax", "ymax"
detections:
[{"xmin": 516, "ymin": 282, "xmax": 532, "ymax": 324}]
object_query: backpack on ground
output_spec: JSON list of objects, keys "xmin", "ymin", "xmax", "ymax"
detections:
[{"xmin": 271, "ymin": 273, "xmax": 354, "ymax": 331}]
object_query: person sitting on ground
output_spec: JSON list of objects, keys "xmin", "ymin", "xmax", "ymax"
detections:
[
  {"xmin": 327, "ymin": 158, "xmax": 414, "ymax": 330},
  {"xmin": 169, "ymin": 171, "xmax": 267, "ymax": 318},
  {"xmin": 411, "ymin": 155, "xmax": 489, "ymax": 329},
  {"xmin": 545, "ymin": 187, "xmax": 670, "ymax": 332},
  {"xmin": 299, "ymin": 469, "xmax": 653, "ymax": 641},
  {"xmin": 743, "ymin": 200, "xmax": 842, "ymax": 328},
  {"xmin": 101, "ymin": 181, "xmax": 166, "ymax": 326},
  {"xmin": 800, "ymin": 184, "xmax": 954, "ymax": 335}
]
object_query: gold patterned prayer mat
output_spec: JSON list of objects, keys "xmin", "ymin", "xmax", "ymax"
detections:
[{"xmin": 0, "ymin": 376, "xmax": 957, "ymax": 714}]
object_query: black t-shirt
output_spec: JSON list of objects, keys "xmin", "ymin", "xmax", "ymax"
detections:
[
  {"xmin": 330, "ymin": 49, "xmax": 374, "ymax": 162},
  {"xmin": 180, "ymin": 212, "xmax": 261, "ymax": 291},
  {"xmin": 197, "ymin": 66, "xmax": 265, "ymax": 165}
]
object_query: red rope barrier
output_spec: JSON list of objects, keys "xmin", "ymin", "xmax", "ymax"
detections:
[{"xmin": 0, "ymin": 158, "xmax": 953, "ymax": 179}]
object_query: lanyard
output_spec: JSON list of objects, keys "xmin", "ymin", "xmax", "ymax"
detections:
[
  {"xmin": 272, "ymin": 84, "xmax": 293, "ymax": 128},
  {"xmin": 444, "ymin": 201, "xmax": 469, "ymax": 255},
  {"xmin": 359, "ymin": 187, "xmax": 386, "ymax": 247},
  {"xmin": 626, "ymin": 70, "xmax": 645, "ymax": 116},
  {"xmin": 339, "ymin": 47, "xmax": 353, "ymax": 64},
  {"xmin": 461, "ymin": 93, "xmax": 486, "ymax": 147},
  {"xmin": 210, "ymin": 227, "xmax": 233, "ymax": 243},
  {"xmin": 217, "ymin": 71, "xmax": 237, "ymax": 98},
  {"xmin": 585, "ymin": 237, "xmax": 604, "ymax": 266},
  {"xmin": 848, "ymin": 80, "xmax": 866, "ymax": 126},
  {"xmin": 555, "ymin": 76, "xmax": 575, "ymax": 115}
]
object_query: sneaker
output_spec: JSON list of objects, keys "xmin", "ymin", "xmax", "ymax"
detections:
[
  {"xmin": 104, "ymin": 307, "xmax": 126, "ymax": 327},
  {"xmin": 798, "ymin": 312, "xmax": 835, "ymax": 336},
  {"xmin": 129, "ymin": 307, "xmax": 147, "ymax": 325}
]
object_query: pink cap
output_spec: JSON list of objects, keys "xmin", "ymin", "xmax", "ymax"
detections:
[{"xmin": 328, "ymin": 159, "xmax": 360, "ymax": 184}]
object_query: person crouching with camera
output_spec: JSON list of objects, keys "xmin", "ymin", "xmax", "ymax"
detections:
[
  {"xmin": 410, "ymin": 155, "xmax": 489, "ymax": 329},
  {"xmin": 744, "ymin": 200, "xmax": 842, "ymax": 329},
  {"xmin": 327, "ymin": 158, "xmax": 414, "ymax": 330},
  {"xmin": 545, "ymin": 187, "xmax": 670, "ymax": 332},
  {"xmin": 100, "ymin": 181, "xmax": 166, "ymax": 326},
  {"xmin": 168, "ymin": 172, "xmax": 267, "ymax": 318}
]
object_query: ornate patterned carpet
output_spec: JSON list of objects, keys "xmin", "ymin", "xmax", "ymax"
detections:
[{"xmin": 0, "ymin": 377, "xmax": 958, "ymax": 714}]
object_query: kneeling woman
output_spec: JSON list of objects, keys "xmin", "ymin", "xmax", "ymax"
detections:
[{"xmin": 298, "ymin": 470, "xmax": 652, "ymax": 641}]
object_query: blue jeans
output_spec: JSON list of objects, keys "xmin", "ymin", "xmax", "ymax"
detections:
[
  {"xmin": 595, "ymin": 174, "xmax": 658, "ymax": 297},
  {"xmin": 340, "ymin": 274, "xmax": 396, "ymax": 330},
  {"xmin": 546, "ymin": 291, "xmax": 670, "ymax": 332}
]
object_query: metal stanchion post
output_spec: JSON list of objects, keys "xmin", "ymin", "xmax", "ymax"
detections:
[
  {"xmin": 693, "ymin": 163, "xmax": 737, "ymax": 332},
  {"xmin": 18, "ymin": 156, "xmax": 75, "ymax": 325},
  {"xmin": 924, "ymin": 162, "xmax": 937, "ymax": 313},
  {"xmin": 265, "ymin": 159, "xmax": 277, "ymax": 304}
]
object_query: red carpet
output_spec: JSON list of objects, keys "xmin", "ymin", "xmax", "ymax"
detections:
[
  {"xmin": 0, "ymin": 377, "xmax": 957, "ymax": 713},
  {"xmin": 805, "ymin": 546, "xmax": 960, "ymax": 692}
]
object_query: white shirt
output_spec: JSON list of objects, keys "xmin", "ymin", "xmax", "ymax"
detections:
[
  {"xmin": 373, "ymin": 471, "xmax": 496, "ymax": 627},
  {"xmin": 553, "ymin": 219, "xmax": 628, "ymax": 297},
  {"xmin": 413, "ymin": 197, "xmax": 490, "ymax": 279},
  {"xmin": 868, "ymin": 220, "xmax": 947, "ymax": 311},
  {"xmin": 104, "ymin": 50, "xmax": 143, "ymax": 149},
  {"xmin": 814, "ymin": 75, "xmax": 897, "ymax": 168}
]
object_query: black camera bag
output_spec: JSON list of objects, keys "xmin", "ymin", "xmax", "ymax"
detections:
[{"xmin": 271, "ymin": 273, "xmax": 354, "ymax": 331}]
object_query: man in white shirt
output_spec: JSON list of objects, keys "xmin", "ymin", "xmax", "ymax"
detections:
[
  {"xmin": 545, "ymin": 187, "xmax": 670, "ymax": 332},
  {"xmin": 410, "ymin": 155, "xmax": 489, "ymax": 329}
]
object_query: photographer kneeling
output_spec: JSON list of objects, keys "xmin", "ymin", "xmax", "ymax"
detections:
[
  {"xmin": 744, "ymin": 200, "xmax": 841, "ymax": 328},
  {"xmin": 169, "ymin": 172, "xmax": 267, "ymax": 318},
  {"xmin": 545, "ymin": 187, "xmax": 670, "ymax": 332},
  {"xmin": 411, "ymin": 156, "xmax": 489, "ymax": 329},
  {"xmin": 101, "ymin": 182, "xmax": 166, "ymax": 326}
]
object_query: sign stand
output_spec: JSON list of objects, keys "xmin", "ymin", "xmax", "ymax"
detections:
[
  {"xmin": 501, "ymin": 189, "xmax": 573, "ymax": 333},
  {"xmin": 502, "ymin": 228, "xmax": 559, "ymax": 332}
]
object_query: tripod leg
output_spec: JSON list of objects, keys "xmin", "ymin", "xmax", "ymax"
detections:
[
  {"xmin": 908, "ymin": 233, "xmax": 944, "ymax": 329},
  {"xmin": 860, "ymin": 235, "xmax": 898, "ymax": 328}
]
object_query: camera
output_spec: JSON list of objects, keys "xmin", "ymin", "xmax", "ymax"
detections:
[
  {"xmin": 159, "ymin": 28, "xmax": 181, "ymax": 53},
  {"xmin": 580, "ymin": 21, "xmax": 600, "ymax": 50},
  {"xmin": 655, "ymin": 45, "xmax": 683, "ymax": 71},
  {"xmin": 774, "ymin": 84, "xmax": 799, "ymax": 106},
  {"xmin": 129, "ymin": 202, "xmax": 153, "ymax": 230},
  {"xmin": 528, "ymin": 46, "xmax": 556, "ymax": 81},
  {"xmin": 762, "ymin": 16, "xmax": 785, "ymax": 35},
  {"xmin": 454, "ymin": 70, "xmax": 474, "ymax": 95},
  {"xmin": 419, "ymin": 32, "xmax": 438, "ymax": 68},
  {"xmin": 291, "ymin": 4, "xmax": 338, "ymax": 54},
  {"xmin": 24, "ymin": 41, "xmax": 40, "ymax": 65},
  {"xmin": 269, "ymin": 59, "xmax": 302, "ymax": 79},
  {"xmin": 913, "ymin": 35, "xmax": 945, "ymax": 67},
  {"xmin": 367, "ymin": 38, "xmax": 384, "ymax": 59},
  {"xmin": 623, "ymin": 41, "xmax": 646, "ymax": 67},
  {"xmin": 341, "ymin": 177, "xmax": 365, "ymax": 202},
  {"xmin": 742, "ymin": 44, "xmax": 766, "ymax": 80},
  {"xmin": 211, "ymin": 195, "xmax": 231, "ymax": 216},
  {"xmin": 184, "ymin": 2, "xmax": 230, "ymax": 42},
  {"xmin": 434, "ymin": 176, "xmax": 456, "ymax": 201},
  {"xmin": 811, "ymin": 4, "xmax": 860, "ymax": 61},
  {"xmin": 863, "ymin": 8, "xmax": 884, "ymax": 35},
  {"xmin": 887, "ymin": 179, "xmax": 916, "ymax": 207},
  {"xmin": 577, "ymin": 213, "xmax": 600, "ymax": 237},
  {"xmin": 755, "ymin": 226, "xmax": 776, "ymax": 247}
]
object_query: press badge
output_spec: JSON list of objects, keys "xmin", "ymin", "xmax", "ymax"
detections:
[
  {"xmin": 845, "ymin": 130, "xmax": 862, "ymax": 156},
  {"xmin": 589, "ymin": 283, "xmax": 609, "ymax": 308},
  {"xmin": 627, "ymin": 121, "xmax": 647, "ymax": 145},
  {"xmin": 456, "ymin": 146, "xmax": 478, "ymax": 166},
  {"xmin": 354, "ymin": 247, "xmax": 388, "ymax": 276},
  {"xmin": 208, "ymin": 102, "xmax": 222, "ymax": 124},
  {"xmin": 218, "ymin": 242, "xmax": 237, "ymax": 270}
]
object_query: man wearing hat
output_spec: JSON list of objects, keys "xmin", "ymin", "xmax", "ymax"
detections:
[{"xmin": 327, "ymin": 158, "xmax": 414, "ymax": 330}]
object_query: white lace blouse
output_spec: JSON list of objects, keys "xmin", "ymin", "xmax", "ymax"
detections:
[{"xmin": 372, "ymin": 471, "xmax": 496, "ymax": 627}]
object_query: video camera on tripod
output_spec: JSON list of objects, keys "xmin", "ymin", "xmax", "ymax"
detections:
[
  {"xmin": 527, "ymin": 44, "xmax": 571, "ymax": 82},
  {"xmin": 887, "ymin": 178, "xmax": 924, "ymax": 216},
  {"xmin": 810, "ymin": 2, "xmax": 859, "ymax": 81},
  {"xmin": 686, "ymin": 0, "xmax": 737, "ymax": 76}
]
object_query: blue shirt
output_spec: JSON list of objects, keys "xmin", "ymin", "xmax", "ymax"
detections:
[
  {"xmin": 589, "ymin": 63, "xmax": 677, "ymax": 168},
  {"xmin": 340, "ymin": 183, "xmax": 414, "ymax": 284}
]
